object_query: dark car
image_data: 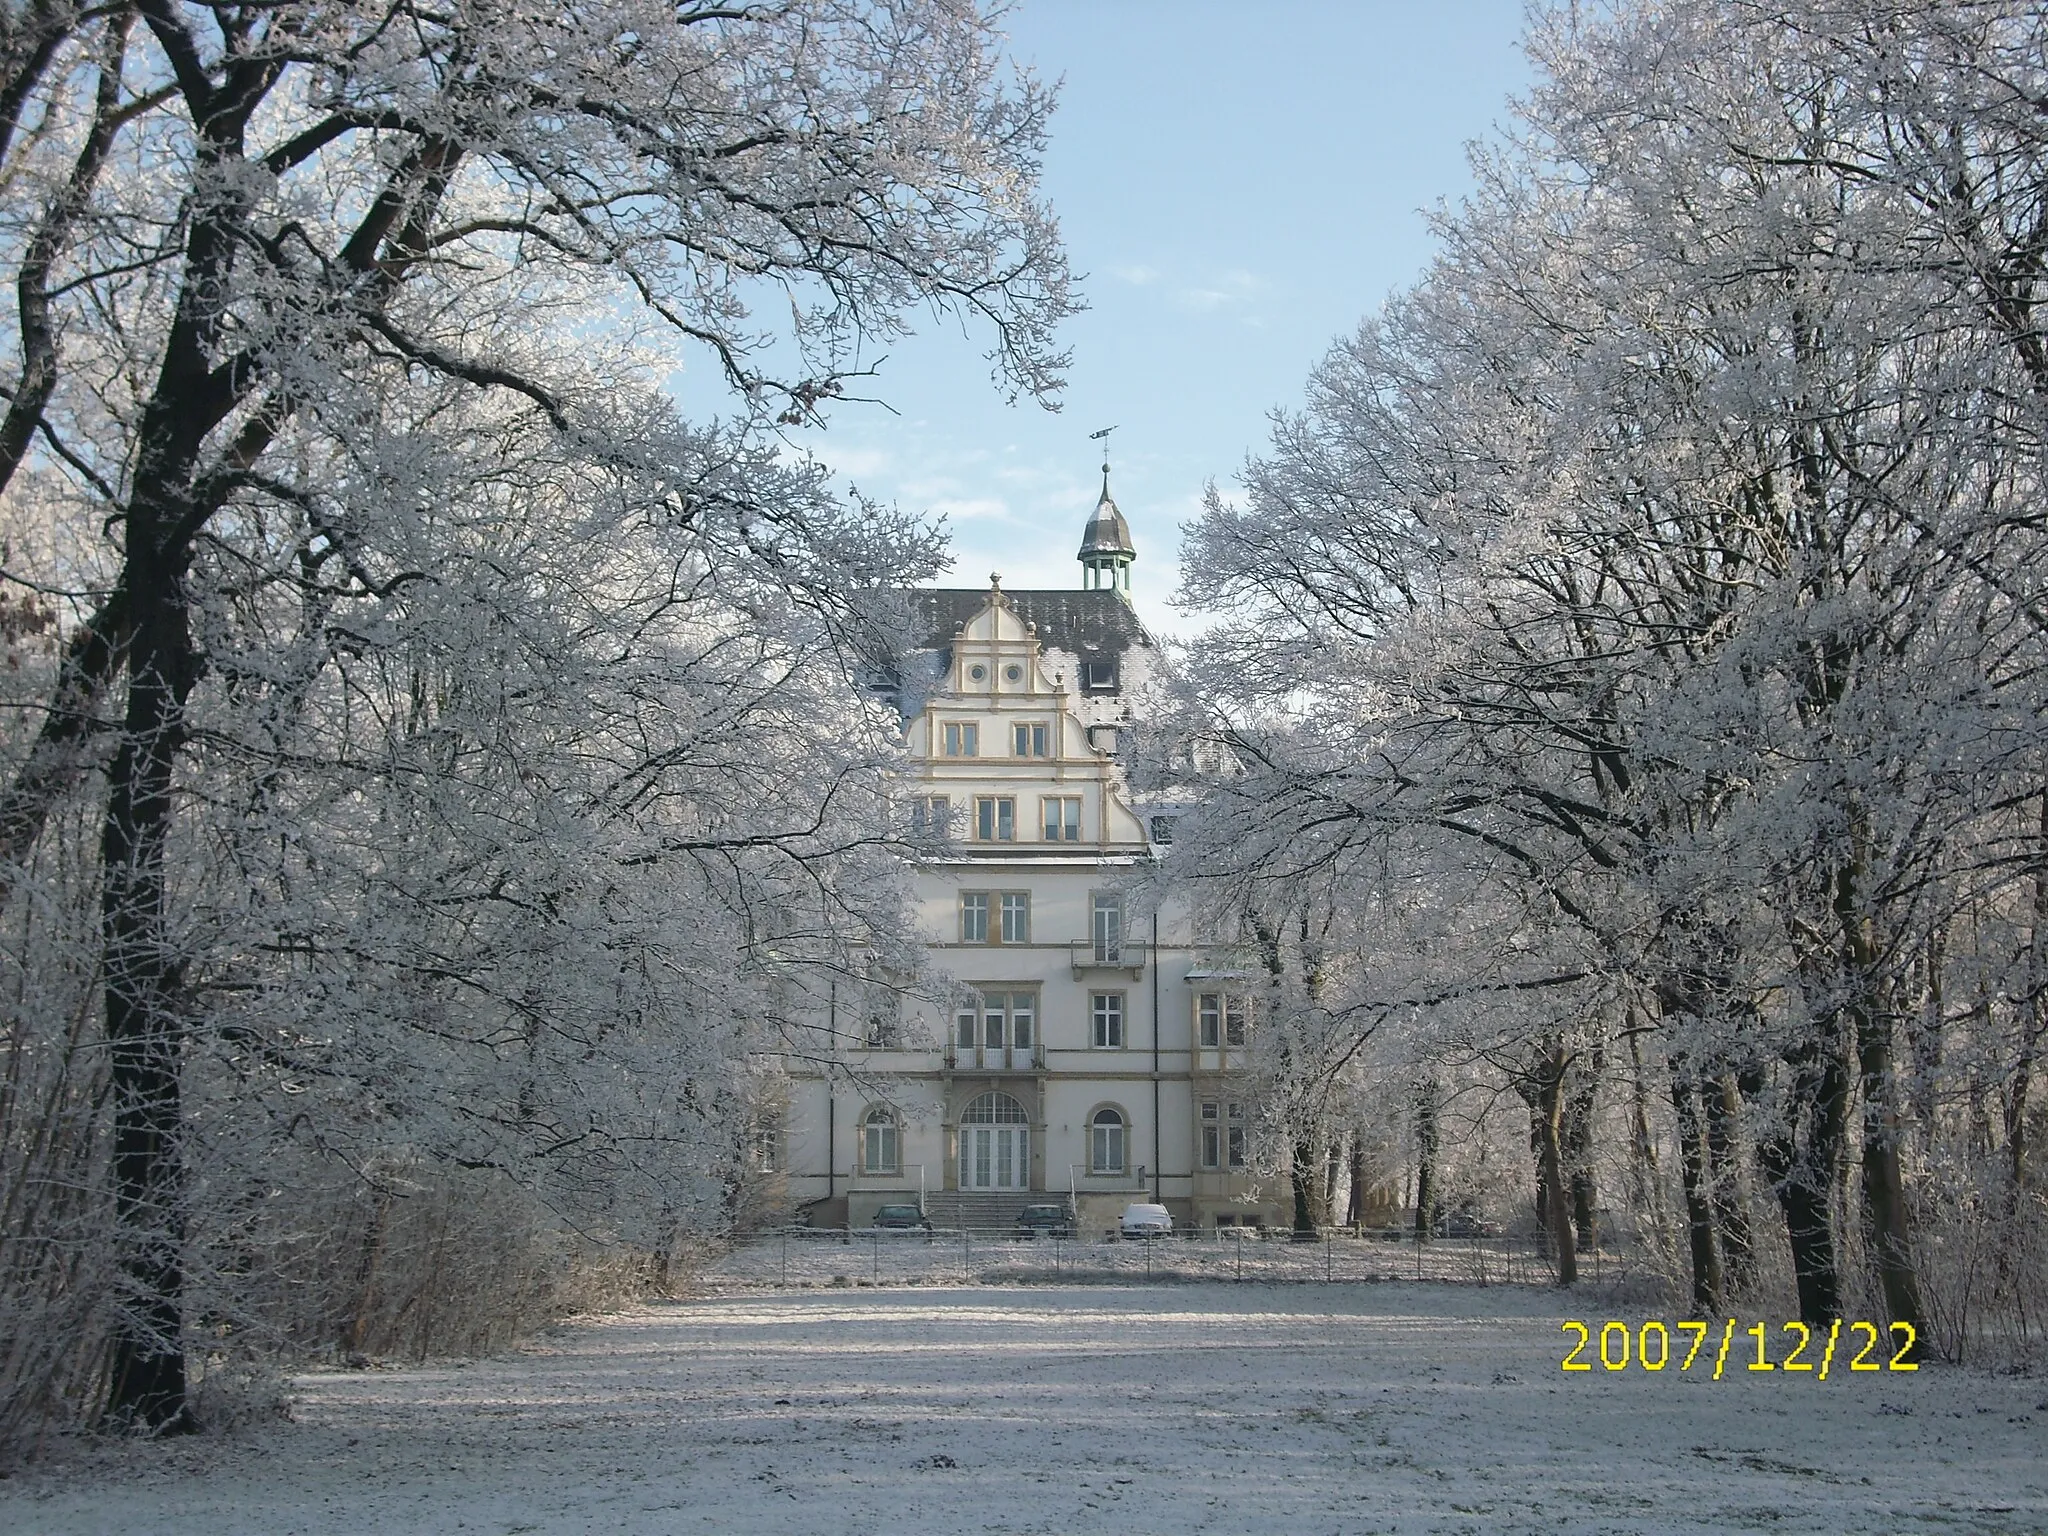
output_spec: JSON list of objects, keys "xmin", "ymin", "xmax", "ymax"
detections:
[
  {"xmin": 1433, "ymin": 1208, "xmax": 1502, "ymax": 1239},
  {"xmin": 1015, "ymin": 1202, "xmax": 1075, "ymax": 1239},
  {"xmin": 872, "ymin": 1203, "xmax": 931, "ymax": 1230}
]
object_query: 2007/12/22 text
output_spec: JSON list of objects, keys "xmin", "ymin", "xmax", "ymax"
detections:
[{"xmin": 1561, "ymin": 1320, "xmax": 1918, "ymax": 1378}]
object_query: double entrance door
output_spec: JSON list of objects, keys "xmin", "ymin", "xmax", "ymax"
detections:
[{"xmin": 958, "ymin": 1090, "xmax": 1029, "ymax": 1191}]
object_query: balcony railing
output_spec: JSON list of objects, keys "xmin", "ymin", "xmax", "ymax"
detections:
[
  {"xmin": 944, "ymin": 1041, "xmax": 1041, "ymax": 1072},
  {"xmin": 1069, "ymin": 939, "xmax": 1146, "ymax": 980}
]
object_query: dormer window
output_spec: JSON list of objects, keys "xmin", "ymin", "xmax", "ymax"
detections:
[{"xmin": 1081, "ymin": 659, "xmax": 1118, "ymax": 692}]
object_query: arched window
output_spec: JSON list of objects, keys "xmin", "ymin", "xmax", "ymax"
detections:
[
  {"xmin": 862, "ymin": 1106, "xmax": 900, "ymax": 1175},
  {"xmin": 960, "ymin": 1091, "xmax": 1029, "ymax": 1124},
  {"xmin": 1090, "ymin": 1106, "xmax": 1127, "ymax": 1176}
]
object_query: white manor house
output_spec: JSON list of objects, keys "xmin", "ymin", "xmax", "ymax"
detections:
[{"xmin": 777, "ymin": 474, "xmax": 1285, "ymax": 1235}]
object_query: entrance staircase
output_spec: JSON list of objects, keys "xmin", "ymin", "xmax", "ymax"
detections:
[{"xmin": 922, "ymin": 1191, "xmax": 1054, "ymax": 1230}]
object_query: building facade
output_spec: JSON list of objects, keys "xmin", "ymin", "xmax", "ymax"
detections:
[{"xmin": 778, "ymin": 476, "xmax": 1284, "ymax": 1235}]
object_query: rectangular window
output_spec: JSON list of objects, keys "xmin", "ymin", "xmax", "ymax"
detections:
[
  {"xmin": 1149, "ymin": 814, "xmax": 1175, "ymax": 844},
  {"xmin": 959, "ymin": 892, "xmax": 989, "ymax": 944},
  {"xmin": 957, "ymin": 990, "xmax": 1036, "ymax": 1051},
  {"xmin": 1198, "ymin": 991, "xmax": 1251, "ymax": 1047},
  {"xmin": 1091, "ymin": 1113, "xmax": 1126, "ymax": 1175},
  {"xmin": 1200, "ymin": 1100, "xmax": 1220, "ymax": 1170},
  {"xmin": 1042, "ymin": 796, "xmax": 1081, "ymax": 841},
  {"xmin": 1081, "ymin": 659, "xmax": 1117, "ymax": 691},
  {"xmin": 1091, "ymin": 993, "xmax": 1125, "ymax": 1049},
  {"xmin": 863, "ymin": 1115, "xmax": 899, "ymax": 1175},
  {"xmin": 1091, "ymin": 892, "xmax": 1123, "ymax": 964},
  {"xmin": 1012, "ymin": 722, "xmax": 1049, "ymax": 758},
  {"xmin": 910, "ymin": 794, "xmax": 951, "ymax": 838},
  {"xmin": 1006, "ymin": 990, "xmax": 1035, "ymax": 1050},
  {"xmin": 1227, "ymin": 1101, "xmax": 1247, "ymax": 1169},
  {"xmin": 752, "ymin": 1122, "xmax": 780, "ymax": 1173},
  {"xmin": 943, "ymin": 721, "xmax": 979, "ymax": 757},
  {"xmin": 999, "ymin": 892, "xmax": 1030, "ymax": 945},
  {"xmin": 976, "ymin": 796, "xmax": 1016, "ymax": 841}
]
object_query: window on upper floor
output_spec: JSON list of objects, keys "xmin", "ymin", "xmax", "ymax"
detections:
[
  {"xmin": 999, "ymin": 892, "xmax": 1030, "ymax": 945},
  {"xmin": 1012, "ymin": 721, "xmax": 1049, "ymax": 758},
  {"xmin": 959, "ymin": 892, "xmax": 989, "ymax": 944},
  {"xmin": 955, "ymin": 989, "xmax": 1036, "ymax": 1050},
  {"xmin": 1090, "ymin": 891, "xmax": 1124, "ymax": 964},
  {"xmin": 976, "ymin": 796, "xmax": 1015, "ymax": 841},
  {"xmin": 1043, "ymin": 796, "xmax": 1081, "ymax": 841},
  {"xmin": 943, "ymin": 721, "xmax": 979, "ymax": 757},
  {"xmin": 1090, "ymin": 992, "xmax": 1125, "ymax": 1049},
  {"xmin": 1148, "ymin": 814, "xmax": 1175, "ymax": 845},
  {"xmin": 960, "ymin": 891, "xmax": 1029, "ymax": 944},
  {"xmin": 1200, "ymin": 1100, "xmax": 1249, "ymax": 1171},
  {"xmin": 1197, "ymin": 991, "xmax": 1251, "ymax": 1048},
  {"xmin": 1080, "ymin": 658, "xmax": 1117, "ymax": 692},
  {"xmin": 909, "ymin": 795, "xmax": 950, "ymax": 839}
]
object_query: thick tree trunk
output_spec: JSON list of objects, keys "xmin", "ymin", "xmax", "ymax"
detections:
[
  {"xmin": 1289, "ymin": 1132, "xmax": 1318, "ymax": 1238},
  {"xmin": 1345, "ymin": 1136, "xmax": 1369, "ymax": 1228},
  {"xmin": 100, "ymin": 533, "xmax": 200, "ymax": 1432},
  {"xmin": 1667, "ymin": 1059, "xmax": 1722, "ymax": 1316},
  {"xmin": 1562, "ymin": 1064, "xmax": 1599, "ymax": 1253},
  {"xmin": 1702, "ymin": 1074, "xmax": 1754, "ymax": 1293}
]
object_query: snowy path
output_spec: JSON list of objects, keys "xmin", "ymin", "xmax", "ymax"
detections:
[{"xmin": 5, "ymin": 1282, "xmax": 2043, "ymax": 1535}]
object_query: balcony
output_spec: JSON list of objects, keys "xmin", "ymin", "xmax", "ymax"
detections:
[
  {"xmin": 1069, "ymin": 939, "xmax": 1146, "ymax": 981},
  {"xmin": 944, "ymin": 1041, "xmax": 1042, "ymax": 1073}
]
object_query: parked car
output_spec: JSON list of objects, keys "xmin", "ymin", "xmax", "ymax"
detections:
[
  {"xmin": 872, "ymin": 1203, "xmax": 931, "ymax": 1231},
  {"xmin": 1119, "ymin": 1202, "xmax": 1173, "ymax": 1240},
  {"xmin": 1015, "ymin": 1203, "xmax": 1075, "ymax": 1239},
  {"xmin": 1432, "ymin": 1209, "xmax": 1502, "ymax": 1239}
]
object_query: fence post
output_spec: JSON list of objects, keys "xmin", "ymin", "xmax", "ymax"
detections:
[
  {"xmin": 872, "ymin": 1231, "xmax": 879, "ymax": 1286},
  {"xmin": 1325, "ymin": 1229, "xmax": 1332, "ymax": 1283},
  {"xmin": 781, "ymin": 1226, "xmax": 788, "ymax": 1289},
  {"xmin": 1235, "ymin": 1226, "xmax": 1243, "ymax": 1282}
]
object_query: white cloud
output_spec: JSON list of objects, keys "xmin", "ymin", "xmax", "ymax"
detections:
[
  {"xmin": 817, "ymin": 444, "xmax": 892, "ymax": 479},
  {"xmin": 1110, "ymin": 264, "xmax": 1159, "ymax": 285}
]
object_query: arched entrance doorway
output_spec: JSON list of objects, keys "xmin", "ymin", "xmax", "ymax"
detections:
[{"xmin": 959, "ymin": 1091, "xmax": 1029, "ymax": 1191}]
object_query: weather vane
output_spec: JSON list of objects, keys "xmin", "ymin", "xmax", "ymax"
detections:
[{"xmin": 1089, "ymin": 424, "xmax": 1116, "ymax": 476}]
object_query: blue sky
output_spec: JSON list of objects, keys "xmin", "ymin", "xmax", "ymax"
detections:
[{"xmin": 799, "ymin": 2, "xmax": 1534, "ymax": 635}]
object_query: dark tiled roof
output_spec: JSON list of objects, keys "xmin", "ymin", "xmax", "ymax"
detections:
[{"xmin": 908, "ymin": 587, "xmax": 1153, "ymax": 662}]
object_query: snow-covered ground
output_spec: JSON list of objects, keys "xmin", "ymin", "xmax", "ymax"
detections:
[{"xmin": 5, "ymin": 1280, "xmax": 2042, "ymax": 1535}]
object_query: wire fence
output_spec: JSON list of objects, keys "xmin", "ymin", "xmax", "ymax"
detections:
[{"xmin": 705, "ymin": 1224, "xmax": 1653, "ymax": 1293}]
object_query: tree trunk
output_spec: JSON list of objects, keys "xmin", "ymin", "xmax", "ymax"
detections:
[
  {"xmin": 1667, "ymin": 1058, "xmax": 1722, "ymax": 1316},
  {"xmin": 1414, "ymin": 1081, "xmax": 1439, "ymax": 1244},
  {"xmin": 1289, "ymin": 1132, "xmax": 1318, "ymax": 1238},
  {"xmin": 1533, "ymin": 1046, "xmax": 1577, "ymax": 1286},
  {"xmin": 1562, "ymin": 1063, "xmax": 1599, "ymax": 1253},
  {"xmin": 1702, "ymin": 1074, "xmax": 1754, "ymax": 1293},
  {"xmin": 1837, "ymin": 852, "xmax": 1924, "ymax": 1357},
  {"xmin": 100, "ymin": 524, "xmax": 200, "ymax": 1432}
]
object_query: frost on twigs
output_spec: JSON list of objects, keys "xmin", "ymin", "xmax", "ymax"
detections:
[{"xmin": 0, "ymin": 0, "xmax": 1072, "ymax": 1453}]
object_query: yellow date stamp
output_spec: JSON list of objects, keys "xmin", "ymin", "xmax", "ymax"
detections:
[{"xmin": 1560, "ymin": 1319, "xmax": 1918, "ymax": 1379}]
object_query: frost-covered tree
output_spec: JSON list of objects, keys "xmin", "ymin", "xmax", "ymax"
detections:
[
  {"xmin": 0, "ymin": 0, "xmax": 1072, "ymax": 1438},
  {"xmin": 1164, "ymin": 0, "xmax": 2048, "ymax": 1342}
]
